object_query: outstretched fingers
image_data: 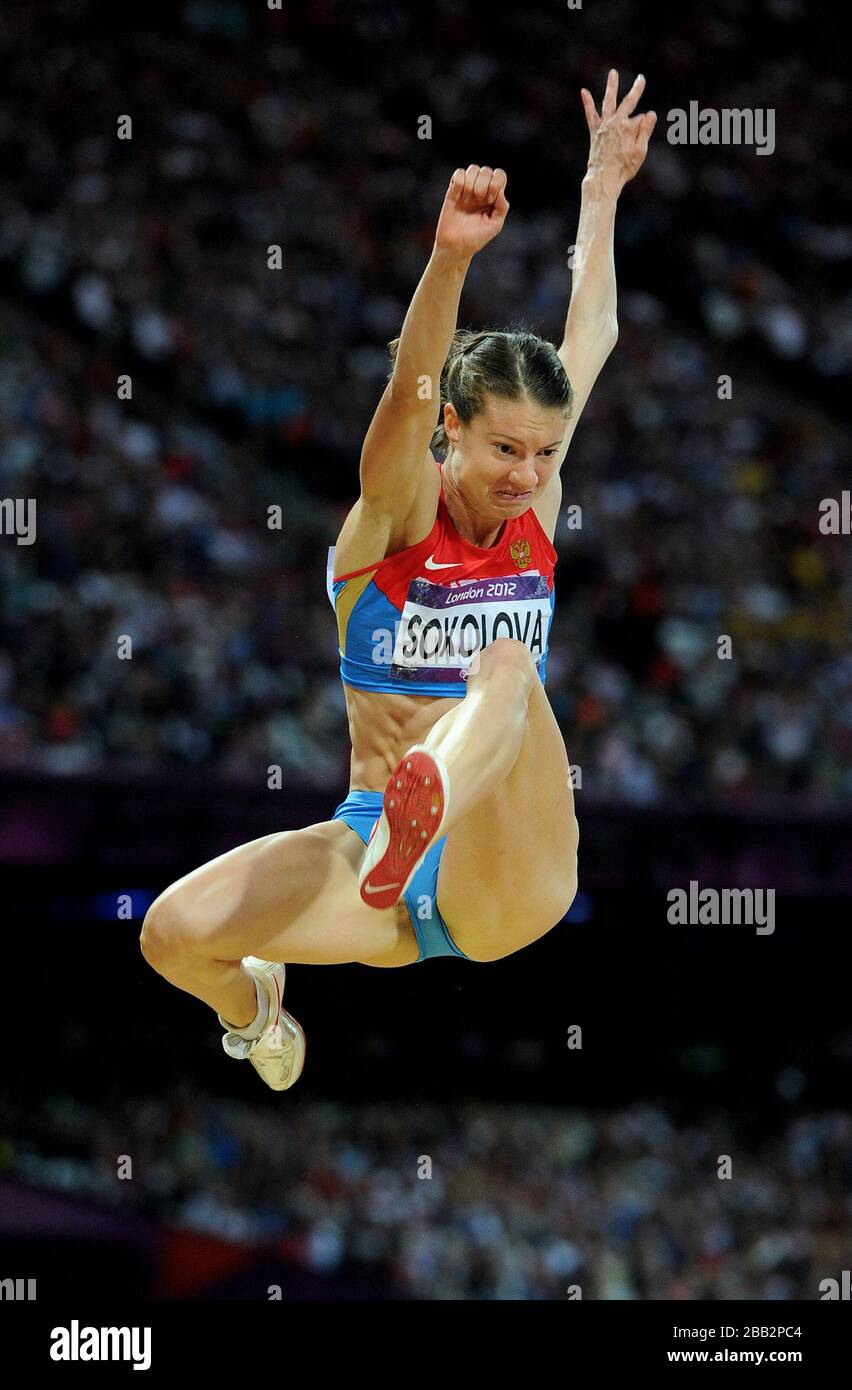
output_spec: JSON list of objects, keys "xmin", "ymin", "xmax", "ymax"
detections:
[
  {"xmin": 616, "ymin": 71, "xmax": 646, "ymax": 119},
  {"xmin": 600, "ymin": 67, "xmax": 619, "ymax": 119},
  {"xmin": 583, "ymin": 71, "xmax": 655, "ymax": 150},
  {"xmin": 580, "ymin": 85, "xmax": 600, "ymax": 134},
  {"xmin": 633, "ymin": 109, "xmax": 658, "ymax": 158}
]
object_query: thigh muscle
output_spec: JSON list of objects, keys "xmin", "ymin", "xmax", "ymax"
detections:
[
  {"xmin": 146, "ymin": 820, "xmax": 418, "ymax": 966},
  {"xmin": 436, "ymin": 678, "xmax": 578, "ymax": 959}
]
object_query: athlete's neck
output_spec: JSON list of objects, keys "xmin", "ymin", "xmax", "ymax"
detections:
[{"xmin": 441, "ymin": 453, "xmax": 507, "ymax": 550}]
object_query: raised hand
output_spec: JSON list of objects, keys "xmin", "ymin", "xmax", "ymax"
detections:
[
  {"xmin": 435, "ymin": 165, "xmax": 510, "ymax": 258},
  {"xmin": 580, "ymin": 71, "xmax": 657, "ymax": 198}
]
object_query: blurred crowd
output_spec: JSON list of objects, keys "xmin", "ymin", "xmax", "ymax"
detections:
[
  {"xmin": 3, "ymin": 1083, "xmax": 850, "ymax": 1300},
  {"xmin": 1, "ymin": 1, "xmax": 850, "ymax": 805}
]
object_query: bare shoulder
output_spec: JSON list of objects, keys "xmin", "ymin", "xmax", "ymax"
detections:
[{"xmin": 333, "ymin": 452, "xmax": 442, "ymax": 576}]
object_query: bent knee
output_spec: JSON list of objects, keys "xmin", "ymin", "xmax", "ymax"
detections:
[
  {"xmin": 472, "ymin": 638, "xmax": 537, "ymax": 683},
  {"xmin": 492, "ymin": 873, "xmax": 577, "ymax": 938},
  {"xmin": 140, "ymin": 888, "xmax": 202, "ymax": 972}
]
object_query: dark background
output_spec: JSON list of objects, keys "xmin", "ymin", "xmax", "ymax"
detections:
[{"xmin": 0, "ymin": 0, "xmax": 850, "ymax": 1300}]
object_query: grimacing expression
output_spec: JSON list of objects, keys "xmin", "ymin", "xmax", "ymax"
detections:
[{"xmin": 444, "ymin": 395, "xmax": 567, "ymax": 512}]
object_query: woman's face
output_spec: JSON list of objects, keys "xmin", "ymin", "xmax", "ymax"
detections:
[{"xmin": 443, "ymin": 394, "xmax": 567, "ymax": 515}]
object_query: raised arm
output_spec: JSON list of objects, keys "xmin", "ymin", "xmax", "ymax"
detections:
[
  {"xmin": 553, "ymin": 71, "xmax": 657, "ymax": 470},
  {"xmin": 359, "ymin": 165, "xmax": 510, "ymax": 519}
]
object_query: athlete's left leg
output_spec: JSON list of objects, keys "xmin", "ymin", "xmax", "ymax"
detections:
[{"xmin": 432, "ymin": 642, "xmax": 579, "ymax": 961}]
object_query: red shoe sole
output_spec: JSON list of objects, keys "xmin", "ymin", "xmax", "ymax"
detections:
[{"xmin": 359, "ymin": 750, "xmax": 446, "ymax": 909}]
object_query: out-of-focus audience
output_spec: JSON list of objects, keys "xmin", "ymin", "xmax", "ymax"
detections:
[
  {"xmin": 1, "ymin": 1, "xmax": 850, "ymax": 805},
  {"xmin": 2, "ymin": 1084, "xmax": 849, "ymax": 1300}
]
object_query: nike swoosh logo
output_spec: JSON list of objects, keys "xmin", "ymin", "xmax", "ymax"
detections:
[
  {"xmin": 424, "ymin": 555, "xmax": 463, "ymax": 570},
  {"xmin": 364, "ymin": 880, "xmax": 401, "ymax": 894}
]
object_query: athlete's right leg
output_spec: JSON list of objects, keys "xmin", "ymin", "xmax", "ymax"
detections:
[{"xmin": 140, "ymin": 819, "xmax": 418, "ymax": 1027}]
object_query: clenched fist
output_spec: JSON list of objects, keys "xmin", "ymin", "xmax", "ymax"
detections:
[{"xmin": 435, "ymin": 164, "xmax": 510, "ymax": 258}]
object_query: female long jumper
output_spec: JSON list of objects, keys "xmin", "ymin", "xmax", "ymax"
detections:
[{"xmin": 141, "ymin": 72, "xmax": 656, "ymax": 1090}]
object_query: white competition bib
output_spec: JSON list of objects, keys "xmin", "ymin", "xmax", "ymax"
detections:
[{"xmin": 389, "ymin": 572, "xmax": 552, "ymax": 685}]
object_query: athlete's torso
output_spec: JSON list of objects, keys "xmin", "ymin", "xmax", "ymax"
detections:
[{"xmin": 328, "ymin": 459, "xmax": 558, "ymax": 789}]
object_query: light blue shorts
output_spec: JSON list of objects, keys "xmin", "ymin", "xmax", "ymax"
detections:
[{"xmin": 332, "ymin": 790, "xmax": 470, "ymax": 963}]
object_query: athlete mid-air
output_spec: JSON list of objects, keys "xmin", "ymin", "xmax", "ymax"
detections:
[{"xmin": 140, "ymin": 71, "xmax": 656, "ymax": 1090}]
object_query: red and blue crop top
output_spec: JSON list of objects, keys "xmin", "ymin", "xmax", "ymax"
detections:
[{"xmin": 326, "ymin": 461, "xmax": 557, "ymax": 697}]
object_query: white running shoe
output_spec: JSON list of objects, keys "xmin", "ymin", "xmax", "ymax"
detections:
[{"xmin": 218, "ymin": 956, "xmax": 306, "ymax": 1092}]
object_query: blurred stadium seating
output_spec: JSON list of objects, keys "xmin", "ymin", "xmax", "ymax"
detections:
[
  {"xmin": 1, "ymin": 0, "xmax": 850, "ymax": 1302},
  {"xmin": 1, "ymin": 0, "xmax": 850, "ymax": 804}
]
